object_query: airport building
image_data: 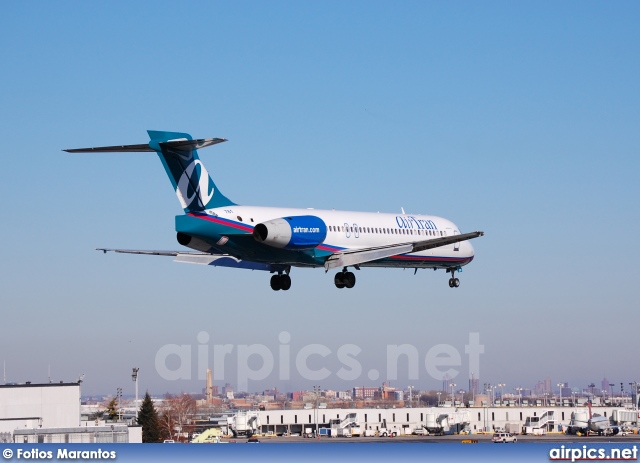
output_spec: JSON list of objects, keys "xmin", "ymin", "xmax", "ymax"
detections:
[
  {"xmin": 253, "ymin": 404, "xmax": 636, "ymax": 436},
  {"xmin": 0, "ymin": 382, "xmax": 141, "ymax": 443}
]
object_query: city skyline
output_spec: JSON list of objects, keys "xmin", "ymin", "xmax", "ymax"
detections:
[{"xmin": 0, "ymin": 1, "xmax": 639, "ymax": 396}]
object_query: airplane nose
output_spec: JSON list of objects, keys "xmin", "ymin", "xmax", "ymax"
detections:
[{"xmin": 464, "ymin": 239, "xmax": 475, "ymax": 257}]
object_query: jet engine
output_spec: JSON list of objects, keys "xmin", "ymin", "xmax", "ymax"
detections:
[{"xmin": 253, "ymin": 215, "xmax": 327, "ymax": 250}]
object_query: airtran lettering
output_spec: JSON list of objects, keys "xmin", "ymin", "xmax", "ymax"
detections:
[
  {"xmin": 293, "ymin": 227, "xmax": 321, "ymax": 233},
  {"xmin": 395, "ymin": 216, "xmax": 438, "ymax": 230}
]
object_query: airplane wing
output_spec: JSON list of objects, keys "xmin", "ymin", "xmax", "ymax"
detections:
[
  {"xmin": 96, "ymin": 248, "xmax": 280, "ymax": 271},
  {"xmin": 323, "ymin": 231, "xmax": 484, "ymax": 270}
]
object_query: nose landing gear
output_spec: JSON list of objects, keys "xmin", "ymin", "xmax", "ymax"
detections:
[{"xmin": 447, "ymin": 267, "xmax": 461, "ymax": 288}]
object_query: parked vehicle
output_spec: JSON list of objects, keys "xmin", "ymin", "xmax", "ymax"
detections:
[
  {"xmin": 492, "ymin": 433, "xmax": 517, "ymax": 443},
  {"xmin": 505, "ymin": 422, "xmax": 522, "ymax": 435}
]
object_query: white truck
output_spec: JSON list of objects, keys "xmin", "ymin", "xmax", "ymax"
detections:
[{"xmin": 505, "ymin": 422, "xmax": 521, "ymax": 435}]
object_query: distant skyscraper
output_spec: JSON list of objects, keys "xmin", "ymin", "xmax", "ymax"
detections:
[
  {"xmin": 601, "ymin": 378, "xmax": 611, "ymax": 394},
  {"xmin": 443, "ymin": 374, "xmax": 454, "ymax": 392},
  {"xmin": 533, "ymin": 381, "xmax": 545, "ymax": 396},
  {"xmin": 469, "ymin": 374, "xmax": 479, "ymax": 395}
]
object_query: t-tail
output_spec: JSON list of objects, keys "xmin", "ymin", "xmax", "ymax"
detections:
[{"xmin": 64, "ymin": 130, "xmax": 235, "ymax": 212}]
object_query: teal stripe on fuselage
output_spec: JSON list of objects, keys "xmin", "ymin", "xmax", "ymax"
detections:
[{"xmin": 175, "ymin": 215, "xmax": 329, "ymax": 266}]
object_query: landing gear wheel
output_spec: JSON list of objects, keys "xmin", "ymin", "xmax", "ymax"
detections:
[
  {"xmin": 448, "ymin": 267, "xmax": 461, "ymax": 288},
  {"xmin": 334, "ymin": 272, "xmax": 345, "ymax": 289},
  {"xmin": 270, "ymin": 275, "xmax": 281, "ymax": 291},
  {"xmin": 343, "ymin": 271, "xmax": 356, "ymax": 288},
  {"xmin": 280, "ymin": 274, "xmax": 292, "ymax": 291}
]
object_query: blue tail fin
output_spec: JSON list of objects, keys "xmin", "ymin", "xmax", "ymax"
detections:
[{"xmin": 147, "ymin": 130, "xmax": 235, "ymax": 212}]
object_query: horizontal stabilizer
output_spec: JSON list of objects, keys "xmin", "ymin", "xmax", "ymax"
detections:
[
  {"xmin": 97, "ymin": 248, "xmax": 181, "ymax": 256},
  {"xmin": 64, "ymin": 138, "xmax": 227, "ymax": 153}
]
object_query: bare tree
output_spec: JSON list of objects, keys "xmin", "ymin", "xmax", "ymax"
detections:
[{"xmin": 159, "ymin": 393, "xmax": 196, "ymax": 442}]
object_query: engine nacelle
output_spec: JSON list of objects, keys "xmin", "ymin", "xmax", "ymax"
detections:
[{"xmin": 253, "ymin": 215, "xmax": 327, "ymax": 250}]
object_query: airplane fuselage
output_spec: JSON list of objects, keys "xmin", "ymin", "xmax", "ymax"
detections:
[{"xmin": 176, "ymin": 205, "xmax": 475, "ymax": 269}]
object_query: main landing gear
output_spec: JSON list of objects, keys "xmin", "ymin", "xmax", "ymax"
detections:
[
  {"xmin": 447, "ymin": 267, "xmax": 460, "ymax": 288},
  {"xmin": 270, "ymin": 269, "xmax": 292, "ymax": 291},
  {"xmin": 334, "ymin": 268, "xmax": 356, "ymax": 289}
]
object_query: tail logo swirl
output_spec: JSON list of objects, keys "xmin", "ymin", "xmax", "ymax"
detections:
[{"xmin": 176, "ymin": 160, "xmax": 214, "ymax": 209}]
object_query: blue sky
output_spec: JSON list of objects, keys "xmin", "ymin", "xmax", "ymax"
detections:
[{"xmin": 0, "ymin": 1, "xmax": 638, "ymax": 397}]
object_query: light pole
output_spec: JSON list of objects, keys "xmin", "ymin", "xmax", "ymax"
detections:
[
  {"xmin": 487, "ymin": 385, "xmax": 494, "ymax": 405},
  {"xmin": 557, "ymin": 383, "xmax": 563, "ymax": 406},
  {"xmin": 516, "ymin": 388, "xmax": 522, "ymax": 407},
  {"xmin": 610, "ymin": 384, "xmax": 615, "ymax": 405},
  {"xmin": 116, "ymin": 388, "xmax": 122, "ymax": 422},
  {"xmin": 630, "ymin": 382, "xmax": 638, "ymax": 426},
  {"xmin": 437, "ymin": 392, "xmax": 441, "ymax": 407},
  {"xmin": 450, "ymin": 383, "xmax": 456, "ymax": 405},
  {"xmin": 313, "ymin": 385, "xmax": 320, "ymax": 437},
  {"xmin": 131, "ymin": 368, "xmax": 139, "ymax": 422},
  {"xmin": 408, "ymin": 385, "xmax": 414, "ymax": 408},
  {"xmin": 498, "ymin": 383, "xmax": 506, "ymax": 404}
]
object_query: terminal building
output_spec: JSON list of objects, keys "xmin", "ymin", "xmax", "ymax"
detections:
[
  {"xmin": 253, "ymin": 404, "xmax": 634, "ymax": 436},
  {"xmin": 0, "ymin": 382, "xmax": 140, "ymax": 443}
]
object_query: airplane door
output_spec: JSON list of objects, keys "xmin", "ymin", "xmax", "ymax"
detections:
[{"xmin": 453, "ymin": 230, "xmax": 460, "ymax": 251}]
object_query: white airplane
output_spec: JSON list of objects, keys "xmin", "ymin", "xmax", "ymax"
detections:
[
  {"xmin": 65, "ymin": 131, "xmax": 484, "ymax": 291},
  {"xmin": 569, "ymin": 402, "xmax": 620, "ymax": 436}
]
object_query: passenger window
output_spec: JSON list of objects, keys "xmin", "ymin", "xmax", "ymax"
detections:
[{"xmin": 237, "ymin": 216, "xmax": 243, "ymax": 222}]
